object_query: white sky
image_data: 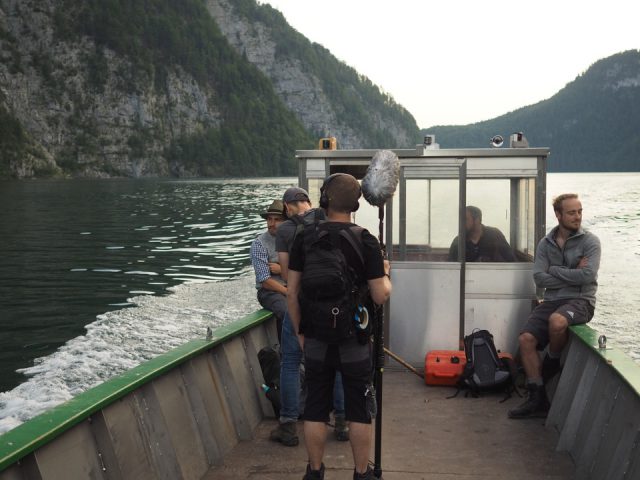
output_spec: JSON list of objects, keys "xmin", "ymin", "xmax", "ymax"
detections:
[{"xmin": 262, "ymin": 0, "xmax": 639, "ymax": 128}]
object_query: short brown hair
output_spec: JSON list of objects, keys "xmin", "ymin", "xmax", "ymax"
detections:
[
  {"xmin": 324, "ymin": 174, "xmax": 361, "ymax": 213},
  {"xmin": 552, "ymin": 193, "xmax": 579, "ymax": 213},
  {"xmin": 466, "ymin": 206, "xmax": 482, "ymax": 223}
]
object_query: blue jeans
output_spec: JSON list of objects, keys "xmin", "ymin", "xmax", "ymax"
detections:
[{"xmin": 279, "ymin": 312, "xmax": 345, "ymax": 422}]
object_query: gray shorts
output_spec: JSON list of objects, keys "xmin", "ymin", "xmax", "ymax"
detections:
[
  {"xmin": 302, "ymin": 337, "xmax": 373, "ymax": 424},
  {"xmin": 522, "ymin": 298, "xmax": 594, "ymax": 349}
]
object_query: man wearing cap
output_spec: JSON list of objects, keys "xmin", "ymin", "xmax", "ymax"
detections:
[
  {"xmin": 269, "ymin": 187, "xmax": 348, "ymax": 447},
  {"xmin": 250, "ymin": 199, "xmax": 287, "ymax": 343}
]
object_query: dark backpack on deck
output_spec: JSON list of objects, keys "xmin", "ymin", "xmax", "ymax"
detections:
[
  {"xmin": 452, "ymin": 329, "xmax": 516, "ymax": 400},
  {"xmin": 258, "ymin": 346, "xmax": 281, "ymax": 417},
  {"xmin": 298, "ymin": 221, "xmax": 369, "ymax": 344}
]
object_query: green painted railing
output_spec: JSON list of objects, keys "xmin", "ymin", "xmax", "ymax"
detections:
[
  {"xmin": 569, "ymin": 323, "xmax": 640, "ymax": 397},
  {"xmin": 0, "ymin": 309, "xmax": 273, "ymax": 473}
]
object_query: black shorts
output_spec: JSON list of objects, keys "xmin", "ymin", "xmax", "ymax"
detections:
[
  {"xmin": 522, "ymin": 298, "xmax": 595, "ymax": 349},
  {"xmin": 302, "ymin": 337, "xmax": 373, "ymax": 424}
]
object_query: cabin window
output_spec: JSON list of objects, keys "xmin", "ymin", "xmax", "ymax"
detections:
[
  {"xmin": 463, "ymin": 178, "xmax": 535, "ymax": 262},
  {"xmin": 516, "ymin": 178, "xmax": 536, "ymax": 261},
  {"xmin": 390, "ymin": 178, "xmax": 459, "ymax": 262}
]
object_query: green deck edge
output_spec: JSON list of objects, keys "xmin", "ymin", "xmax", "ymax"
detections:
[
  {"xmin": 0, "ymin": 309, "xmax": 273, "ymax": 472},
  {"xmin": 570, "ymin": 324, "xmax": 640, "ymax": 397}
]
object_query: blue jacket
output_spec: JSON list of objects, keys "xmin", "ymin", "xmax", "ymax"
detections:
[{"xmin": 533, "ymin": 226, "xmax": 601, "ymax": 306}]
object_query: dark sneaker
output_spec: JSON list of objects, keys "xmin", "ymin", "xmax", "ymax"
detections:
[
  {"xmin": 353, "ymin": 466, "xmax": 378, "ymax": 479},
  {"xmin": 508, "ymin": 384, "xmax": 550, "ymax": 419},
  {"xmin": 270, "ymin": 421, "xmax": 299, "ymax": 446},
  {"xmin": 303, "ymin": 463, "xmax": 325, "ymax": 480},
  {"xmin": 334, "ymin": 415, "xmax": 350, "ymax": 441},
  {"xmin": 541, "ymin": 355, "xmax": 562, "ymax": 384}
]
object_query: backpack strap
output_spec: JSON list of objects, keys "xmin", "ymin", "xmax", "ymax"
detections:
[{"xmin": 339, "ymin": 226, "xmax": 365, "ymax": 266}]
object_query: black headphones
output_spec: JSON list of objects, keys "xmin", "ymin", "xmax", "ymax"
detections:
[{"xmin": 319, "ymin": 173, "xmax": 361, "ymax": 212}]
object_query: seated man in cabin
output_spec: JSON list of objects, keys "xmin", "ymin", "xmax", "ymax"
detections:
[
  {"xmin": 447, "ymin": 206, "xmax": 516, "ymax": 262},
  {"xmin": 509, "ymin": 193, "xmax": 601, "ymax": 419},
  {"xmin": 250, "ymin": 199, "xmax": 287, "ymax": 343},
  {"xmin": 287, "ymin": 174, "xmax": 392, "ymax": 480}
]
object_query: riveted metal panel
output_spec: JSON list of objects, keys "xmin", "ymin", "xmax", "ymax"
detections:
[
  {"xmin": 549, "ymin": 326, "xmax": 640, "ymax": 479},
  {"xmin": 34, "ymin": 421, "xmax": 105, "ymax": 480},
  {"xmin": 556, "ymin": 351, "xmax": 600, "ymax": 450},
  {"xmin": 210, "ymin": 345, "xmax": 253, "ymax": 441},
  {"xmin": 573, "ymin": 370, "xmax": 620, "ymax": 478},
  {"xmin": 0, "ymin": 460, "xmax": 36, "ymax": 480},
  {"xmin": 222, "ymin": 337, "xmax": 263, "ymax": 431},
  {"xmin": 194, "ymin": 351, "xmax": 239, "ymax": 456},
  {"xmin": 593, "ymin": 389, "xmax": 640, "ymax": 480},
  {"xmin": 0, "ymin": 455, "xmax": 40, "ymax": 480},
  {"xmin": 152, "ymin": 369, "xmax": 208, "ymax": 480},
  {"xmin": 179, "ymin": 358, "xmax": 223, "ymax": 467},
  {"xmin": 100, "ymin": 395, "xmax": 158, "ymax": 480},
  {"xmin": 0, "ymin": 465, "xmax": 23, "ymax": 480},
  {"xmin": 132, "ymin": 384, "xmax": 182, "ymax": 480},
  {"xmin": 87, "ymin": 412, "xmax": 124, "ymax": 480},
  {"xmin": 547, "ymin": 337, "xmax": 589, "ymax": 432}
]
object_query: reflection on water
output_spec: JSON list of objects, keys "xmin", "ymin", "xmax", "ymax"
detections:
[{"xmin": 0, "ymin": 178, "xmax": 295, "ymax": 392}]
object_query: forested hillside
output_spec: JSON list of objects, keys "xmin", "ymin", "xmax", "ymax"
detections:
[
  {"xmin": 211, "ymin": 0, "xmax": 419, "ymax": 149},
  {"xmin": 0, "ymin": 0, "xmax": 419, "ymax": 179},
  {"xmin": 422, "ymin": 50, "xmax": 640, "ymax": 171}
]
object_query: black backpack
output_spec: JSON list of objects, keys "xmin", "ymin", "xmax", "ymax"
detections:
[
  {"xmin": 290, "ymin": 208, "xmax": 326, "ymax": 238},
  {"xmin": 298, "ymin": 221, "xmax": 368, "ymax": 344},
  {"xmin": 452, "ymin": 329, "xmax": 516, "ymax": 400},
  {"xmin": 258, "ymin": 346, "xmax": 281, "ymax": 418}
]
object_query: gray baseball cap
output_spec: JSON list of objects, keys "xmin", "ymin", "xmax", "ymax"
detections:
[{"xmin": 282, "ymin": 187, "xmax": 310, "ymax": 203}]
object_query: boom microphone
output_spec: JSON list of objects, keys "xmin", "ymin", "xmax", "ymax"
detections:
[
  {"xmin": 361, "ymin": 149, "xmax": 400, "ymax": 480},
  {"xmin": 361, "ymin": 150, "xmax": 400, "ymax": 207}
]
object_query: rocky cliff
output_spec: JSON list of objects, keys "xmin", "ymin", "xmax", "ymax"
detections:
[
  {"xmin": 205, "ymin": 0, "xmax": 417, "ymax": 149},
  {"xmin": 0, "ymin": 0, "xmax": 419, "ymax": 179}
]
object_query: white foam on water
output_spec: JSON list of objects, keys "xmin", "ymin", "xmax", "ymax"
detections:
[{"xmin": 0, "ymin": 272, "xmax": 259, "ymax": 434}]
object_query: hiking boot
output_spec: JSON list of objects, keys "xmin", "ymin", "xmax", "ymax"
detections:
[
  {"xmin": 541, "ymin": 355, "xmax": 562, "ymax": 384},
  {"xmin": 303, "ymin": 463, "xmax": 325, "ymax": 480},
  {"xmin": 508, "ymin": 383, "xmax": 550, "ymax": 419},
  {"xmin": 270, "ymin": 421, "xmax": 299, "ymax": 446},
  {"xmin": 353, "ymin": 466, "xmax": 378, "ymax": 479},
  {"xmin": 334, "ymin": 415, "xmax": 350, "ymax": 441}
]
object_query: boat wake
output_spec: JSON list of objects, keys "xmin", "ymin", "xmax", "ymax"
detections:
[{"xmin": 0, "ymin": 271, "xmax": 258, "ymax": 434}]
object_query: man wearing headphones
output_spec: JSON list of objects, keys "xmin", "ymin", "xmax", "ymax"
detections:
[{"xmin": 287, "ymin": 174, "xmax": 392, "ymax": 480}]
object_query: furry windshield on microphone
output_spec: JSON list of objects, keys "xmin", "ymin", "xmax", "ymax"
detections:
[{"xmin": 361, "ymin": 150, "xmax": 400, "ymax": 207}]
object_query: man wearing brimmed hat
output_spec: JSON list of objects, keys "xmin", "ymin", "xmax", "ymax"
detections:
[{"xmin": 250, "ymin": 199, "xmax": 287, "ymax": 342}]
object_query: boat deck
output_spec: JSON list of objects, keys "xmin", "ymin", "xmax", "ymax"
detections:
[{"xmin": 203, "ymin": 369, "xmax": 574, "ymax": 479}]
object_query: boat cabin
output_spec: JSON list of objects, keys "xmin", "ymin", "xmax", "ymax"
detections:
[{"xmin": 296, "ymin": 137, "xmax": 548, "ymax": 364}]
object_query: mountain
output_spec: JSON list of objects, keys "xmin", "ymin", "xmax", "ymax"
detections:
[
  {"xmin": 0, "ymin": 0, "xmax": 419, "ymax": 179},
  {"xmin": 422, "ymin": 50, "xmax": 640, "ymax": 172}
]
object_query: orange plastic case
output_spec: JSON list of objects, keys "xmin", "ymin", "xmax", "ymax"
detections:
[{"xmin": 424, "ymin": 350, "xmax": 467, "ymax": 386}]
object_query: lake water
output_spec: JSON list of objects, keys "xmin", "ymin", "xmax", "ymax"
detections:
[{"xmin": 0, "ymin": 173, "xmax": 638, "ymax": 433}]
